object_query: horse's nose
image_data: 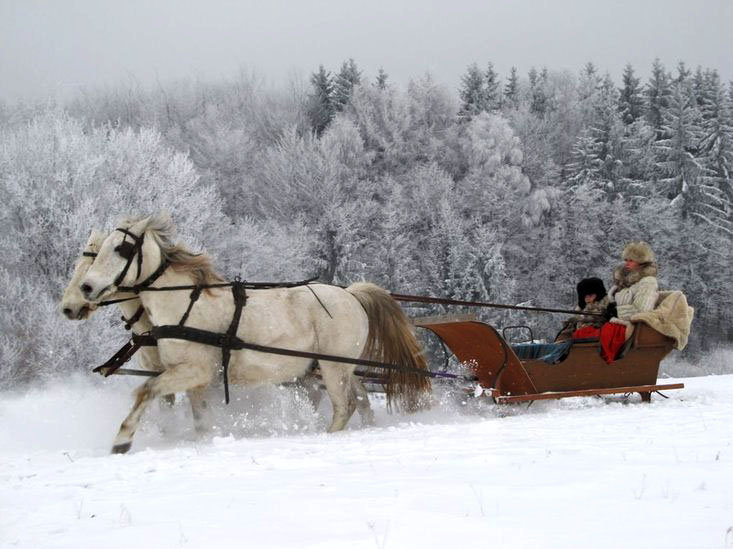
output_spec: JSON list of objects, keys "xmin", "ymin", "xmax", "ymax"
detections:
[
  {"xmin": 80, "ymin": 283, "xmax": 93, "ymax": 298},
  {"xmin": 62, "ymin": 307, "xmax": 73, "ymax": 319}
]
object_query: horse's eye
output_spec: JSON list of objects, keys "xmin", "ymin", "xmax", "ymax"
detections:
[{"xmin": 115, "ymin": 241, "xmax": 136, "ymax": 260}]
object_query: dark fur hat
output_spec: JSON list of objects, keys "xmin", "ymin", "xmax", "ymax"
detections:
[{"xmin": 576, "ymin": 277, "xmax": 607, "ymax": 309}]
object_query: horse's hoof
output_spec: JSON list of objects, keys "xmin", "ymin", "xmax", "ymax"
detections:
[{"xmin": 111, "ymin": 442, "xmax": 132, "ymax": 454}]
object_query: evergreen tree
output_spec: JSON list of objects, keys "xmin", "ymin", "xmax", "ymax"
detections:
[
  {"xmin": 693, "ymin": 66, "xmax": 707, "ymax": 107},
  {"xmin": 591, "ymin": 73, "xmax": 625, "ymax": 191},
  {"xmin": 675, "ymin": 61, "xmax": 691, "ymax": 85},
  {"xmin": 332, "ymin": 58, "xmax": 362, "ymax": 112},
  {"xmin": 645, "ymin": 58, "xmax": 672, "ymax": 138},
  {"xmin": 503, "ymin": 67, "xmax": 519, "ymax": 110},
  {"xmin": 618, "ymin": 63, "xmax": 644, "ymax": 125},
  {"xmin": 529, "ymin": 67, "xmax": 548, "ymax": 116},
  {"xmin": 697, "ymin": 70, "xmax": 733, "ymax": 234},
  {"xmin": 655, "ymin": 82, "xmax": 703, "ymax": 212},
  {"xmin": 458, "ymin": 63, "xmax": 486, "ymax": 118},
  {"xmin": 567, "ymin": 129, "xmax": 602, "ymax": 185},
  {"xmin": 484, "ymin": 62, "xmax": 500, "ymax": 110},
  {"xmin": 375, "ymin": 67, "xmax": 388, "ymax": 90},
  {"xmin": 307, "ymin": 65, "xmax": 334, "ymax": 136},
  {"xmin": 578, "ymin": 62, "xmax": 601, "ymax": 127}
]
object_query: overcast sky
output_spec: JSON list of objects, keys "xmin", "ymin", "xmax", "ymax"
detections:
[{"xmin": 1, "ymin": 0, "xmax": 731, "ymax": 102}]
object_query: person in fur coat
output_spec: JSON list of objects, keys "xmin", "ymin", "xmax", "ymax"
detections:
[
  {"xmin": 555, "ymin": 277, "xmax": 609, "ymax": 341},
  {"xmin": 608, "ymin": 241, "xmax": 659, "ymax": 320},
  {"xmin": 595, "ymin": 240, "xmax": 659, "ymax": 362}
]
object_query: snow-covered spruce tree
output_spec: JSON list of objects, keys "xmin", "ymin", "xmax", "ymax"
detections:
[
  {"xmin": 577, "ymin": 62, "xmax": 601, "ymax": 128},
  {"xmin": 0, "ymin": 110, "xmax": 227, "ymax": 386},
  {"xmin": 528, "ymin": 67, "xmax": 550, "ymax": 117},
  {"xmin": 332, "ymin": 59, "xmax": 362, "ymax": 113},
  {"xmin": 375, "ymin": 67, "xmax": 389, "ymax": 90},
  {"xmin": 618, "ymin": 63, "xmax": 644, "ymax": 125},
  {"xmin": 458, "ymin": 63, "xmax": 487, "ymax": 119},
  {"xmin": 590, "ymin": 74, "xmax": 626, "ymax": 195},
  {"xmin": 484, "ymin": 62, "xmax": 501, "ymax": 111},
  {"xmin": 655, "ymin": 82, "xmax": 704, "ymax": 211},
  {"xmin": 307, "ymin": 65, "xmax": 335, "ymax": 137},
  {"xmin": 567, "ymin": 129, "xmax": 603, "ymax": 186},
  {"xmin": 697, "ymin": 70, "xmax": 733, "ymax": 235},
  {"xmin": 645, "ymin": 58, "xmax": 672, "ymax": 139},
  {"xmin": 503, "ymin": 67, "xmax": 520, "ymax": 110}
]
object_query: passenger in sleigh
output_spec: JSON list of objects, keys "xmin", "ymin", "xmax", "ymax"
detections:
[
  {"xmin": 555, "ymin": 277, "xmax": 609, "ymax": 342},
  {"xmin": 579, "ymin": 241, "xmax": 660, "ymax": 362}
]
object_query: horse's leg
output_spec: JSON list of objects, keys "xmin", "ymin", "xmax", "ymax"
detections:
[
  {"xmin": 112, "ymin": 363, "xmax": 212, "ymax": 454},
  {"xmin": 319, "ymin": 362, "xmax": 357, "ymax": 433},
  {"xmin": 352, "ymin": 376, "xmax": 375, "ymax": 426},
  {"xmin": 186, "ymin": 385, "xmax": 212, "ymax": 435},
  {"xmin": 296, "ymin": 372, "xmax": 323, "ymax": 412}
]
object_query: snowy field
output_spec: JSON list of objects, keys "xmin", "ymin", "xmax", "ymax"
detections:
[{"xmin": 2, "ymin": 373, "xmax": 733, "ymax": 549}]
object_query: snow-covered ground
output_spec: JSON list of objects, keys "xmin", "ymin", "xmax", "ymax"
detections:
[{"xmin": 2, "ymin": 373, "xmax": 732, "ymax": 549}]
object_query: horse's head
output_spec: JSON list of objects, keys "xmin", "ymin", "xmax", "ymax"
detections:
[
  {"xmin": 60, "ymin": 229, "xmax": 107, "ymax": 320},
  {"xmin": 80, "ymin": 216, "xmax": 164, "ymax": 303}
]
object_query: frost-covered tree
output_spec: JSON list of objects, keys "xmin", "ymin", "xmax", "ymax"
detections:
[
  {"xmin": 484, "ymin": 62, "xmax": 501, "ymax": 111},
  {"xmin": 332, "ymin": 58, "xmax": 362, "ymax": 112},
  {"xmin": 567, "ymin": 130, "xmax": 603, "ymax": 185},
  {"xmin": 458, "ymin": 63, "xmax": 486, "ymax": 118},
  {"xmin": 655, "ymin": 82, "xmax": 704, "ymax": 211},
  {"xmin": 503, "ymin": 67, "xmax": 520, "ymax": 110},
  {"xmin": 645, "ymin": 58, "xmax": 672, "ymax": 138},
  {"xmin": 529, "ymin": 67, "xmax": 549, "ymax": 117},
  {"xmin": 618, "ymin": 63, "xmax": 644, "ymax": 125},
  {"xmin": 307, "ymin": 65, "xmax": 335, "ymax": 136},
  {"xmin": 696, "ymin": 71, "xmax": 733, "ymax": 234},
  {"xmin": 0, "ymin": 111, "xmax": 227, "ymax": 385},
  {"xmin": 375, "ymin": 67, "xmax": 389, "ymax": 90}
]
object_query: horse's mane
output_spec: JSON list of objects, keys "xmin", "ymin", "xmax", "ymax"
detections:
[{"xmin": 121, "ymin": 214, "xmax": 225, "ymax": 287}]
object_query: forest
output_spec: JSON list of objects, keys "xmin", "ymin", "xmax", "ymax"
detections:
[{"xmin": 1, "ymin": 58, "xmax": 731, "ymax": 385}]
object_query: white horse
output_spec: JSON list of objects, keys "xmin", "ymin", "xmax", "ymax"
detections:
[
  {"xmin": 61, "ymin": 229, "xmax": 375, "ymax": 436},
  {"xmin": 79, "ymin": 214, "xmax": 430, "ymax": 453},
  {"xmin": 61, "ymin": 230, "xmax": 190, "ymax": 410}
]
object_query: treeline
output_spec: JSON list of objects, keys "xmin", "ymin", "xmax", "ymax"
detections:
[{"xmin": 0, "ymin": 58, "xmax": 731, "ymax": 385}]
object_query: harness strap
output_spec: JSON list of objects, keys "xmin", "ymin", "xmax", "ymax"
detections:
[
  {"xmin": 221, "ymin": 281, "xmax": 247, "ymax": 404},
  {"xmin": 117, "ymin": 259, "xmax": 169, "ymax": 294},
  {"xmin": 113, "ymin": 230, "xmax": 144, "ymax": 287},
  {"xmin": 307, "ymin": 285, "xmax": 333, "ymax": 318},
  {"xmin": 96, "ymin": 296, "xmax": 140, "ymax": 307},
  {"xmin": 151, "ymin": 325, "xmax": 475, "ymax": 382},
  {"xmin": 92, "ymin": 339, "xmax": 140, "ymax": 377},
  {"xmin": 178, "ymin": 287, "xmax": 202, "ymax": 326},
  {"xmin": 123, "ymin": 306, "xmax": 145, "ymax": 330}
]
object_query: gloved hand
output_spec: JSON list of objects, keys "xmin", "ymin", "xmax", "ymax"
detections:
[{"xmin": 604, "ymin": 303, "xmax": 618, "ymax": 321}]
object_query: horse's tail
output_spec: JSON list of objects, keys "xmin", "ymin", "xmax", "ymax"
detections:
[{"xmin": 347, "ymin": 282, "xmax": 431, "ymax": 412}]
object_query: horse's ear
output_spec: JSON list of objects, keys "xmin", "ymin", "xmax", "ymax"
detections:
[
  {"xmin": 87, "ymin": 228, "xmax": 106, "ymax": 248},
  {"xmin": 129, "ymin": 216, "xmax": 151, "ymax": 236}
]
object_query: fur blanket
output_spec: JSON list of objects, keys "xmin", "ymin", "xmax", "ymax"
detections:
[{"xmin": 630, "ymin": 291, "xmax": 695, "ymax": 350}]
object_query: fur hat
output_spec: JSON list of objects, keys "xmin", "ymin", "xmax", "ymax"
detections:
[
  {"xmin": 576, "ymin": 277, "xmax": 607, "ymax": 309},
  {"xmin": 622, "ymin": 241, "xmax": 655, "ymax": 264}
]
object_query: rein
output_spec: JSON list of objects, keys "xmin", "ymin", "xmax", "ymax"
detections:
[{"xmin": 389, "ymin": 292, "xmax": 605, "ymax": 317}]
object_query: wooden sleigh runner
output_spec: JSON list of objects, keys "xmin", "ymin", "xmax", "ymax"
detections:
[{"xmin": 414, "ymin": 314, "xmax": 684, "ymax": 404}]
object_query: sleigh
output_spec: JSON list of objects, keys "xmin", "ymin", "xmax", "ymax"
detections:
[{"xmin": 414, "ymin": 314, "xmax": 684, "ymax": 403}]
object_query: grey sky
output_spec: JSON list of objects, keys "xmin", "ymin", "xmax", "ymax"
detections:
[{"xmin": 1, "ymin": 0, "xmax": 731, "ymax": 102}]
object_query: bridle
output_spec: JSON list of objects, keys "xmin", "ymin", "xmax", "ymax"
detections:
[{"xmin": 110, "ymin": 227, "xmax": 169, "ymax": 294}]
